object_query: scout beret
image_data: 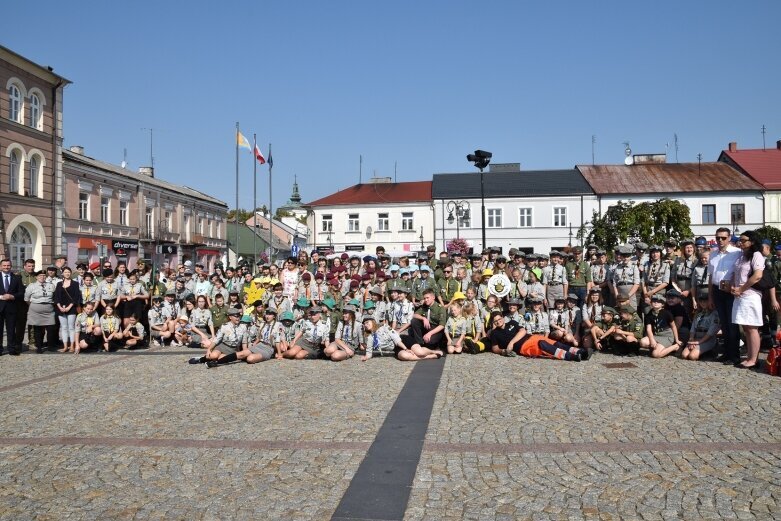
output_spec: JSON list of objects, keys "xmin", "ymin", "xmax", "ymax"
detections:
[
  {"xmin": 648, "ymin": 244, "xmax": 663, "ymax": 252},
  {"xmin": 601, "ymin": 306, "xmax": 616, "ymax": 315},
  {"xmin": 227, "ymin": 308, "xmax": 242, "ymax": 317},
  {"xmin": 634, "ymin": 242, "xmax": 648, "ymax": 251},
  {"xmin": 617, "ymin": 245, "xmax": 633, "ymax": 255}
]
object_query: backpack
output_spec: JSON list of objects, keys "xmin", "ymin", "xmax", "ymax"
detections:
[{"xmin": 767, "ymin": 346, "xmax": 781, "ymax": 377}]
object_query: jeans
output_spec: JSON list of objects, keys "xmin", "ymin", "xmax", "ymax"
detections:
[
  {"xmin": 712, "ymin": 285, "xmax": 739, "ymax": 359},
  {"xmin": 59, "ymin": 314, "xmax": 77, "ymax": 344}
]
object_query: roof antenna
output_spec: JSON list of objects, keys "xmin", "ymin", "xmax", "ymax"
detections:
[
  {"xmin": 697, "ymin": 153, "xmax": 702, "ymax": 176},
  {"xmin": 762, "ymin": 124, "xmax": 767, "ymax": 150},
  {"xmin": 674, "ymin": 133, "xmax": 679, "ymax": 163},
  {"xmin": 394, "ymin": 161, "xmax": 398, "ymax": 183},
  {"xmin": 359, "ymin": 155, "xmax": 362, "ymax": 184},
  {"xmin": 591, "ymin": 135, "xmax": 596, "ymax": 165}
]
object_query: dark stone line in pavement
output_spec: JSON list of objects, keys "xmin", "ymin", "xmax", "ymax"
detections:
[{"xmin": 331, "ymin": 358, "xmax": 446, "ymax": 521}]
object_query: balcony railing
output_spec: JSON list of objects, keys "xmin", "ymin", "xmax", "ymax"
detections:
[{"xmin": 141, "ymin": 223, "xmax": 179, "ymax": 242}]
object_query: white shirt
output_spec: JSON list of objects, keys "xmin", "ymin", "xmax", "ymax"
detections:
[{"xmin": 708, "ymin": 246, "xmax": 741, "ymax": 285}]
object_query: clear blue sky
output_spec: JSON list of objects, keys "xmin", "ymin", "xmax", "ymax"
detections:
[{"xmin": 5, "ymin": 0, "xmax": 780, "ymax": 210}]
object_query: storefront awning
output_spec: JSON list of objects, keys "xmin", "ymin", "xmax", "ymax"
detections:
[{"xmin": 77, "ymin": 238, "xmax": 111, "ymax": 249}]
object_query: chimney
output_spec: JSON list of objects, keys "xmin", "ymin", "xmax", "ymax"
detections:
[
  {"xmin": 139, "ymin": 166, "xmax": 154, "ymax": 177},
  {"xmin": 728, "ymin": 142, "xmax": 737, "ymax": 152},
  {"xmin": 777, "ymin": 140, "xmax": 781, "ymax": 151},
  {"xmin": 69, "ymin": 145, "xmax": 84, "ymax": 155}
]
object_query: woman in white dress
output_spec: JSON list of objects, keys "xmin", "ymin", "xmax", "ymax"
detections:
[{"xmin": 729, "ymin": 230, "xmax": 765, "ymax": 369}]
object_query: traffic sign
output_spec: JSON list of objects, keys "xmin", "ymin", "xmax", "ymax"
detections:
[{"xmin": 291, "ymin": 244, "xmax": 300, "ymax": 256}]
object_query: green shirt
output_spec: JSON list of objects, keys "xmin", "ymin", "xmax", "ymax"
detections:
[
  {"xmin": 566, "ymin": 261, "xmax": 593, "ymax": 286},
  {"xmin": 418, "ymin": 301, "xmax": 447, "ymax": 328},
  {"xmin": 210, "ymin": 304, "xmax": 229, "ymax": 329}
]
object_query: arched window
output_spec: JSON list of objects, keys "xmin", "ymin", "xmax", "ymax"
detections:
[
  {"xmin": 9, "ymin": 226, "xmax": 33, "ymax": 268},
  {"xmin": 9, "ymin": 84, "xmax": 22, "ymax": 123},
  {"xmin": 29, "ymin": 156, "xmax": 39, "ymax": 197},
  {"xmin": 9, "ymin": 150, "xmax": 19, "ymax": 193},
  {"xmin": 30, "ymin": 94, "xmax": 41, "ymax": 130}
]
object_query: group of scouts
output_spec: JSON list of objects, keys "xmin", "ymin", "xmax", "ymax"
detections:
[{"xmin": 8, "ymin": 233, "xmax": 778, "ymax": 368}]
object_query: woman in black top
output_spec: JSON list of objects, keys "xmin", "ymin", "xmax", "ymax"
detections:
[{"xmin": 54, "ymin": 266, "xmax": 82, "ymax": 352}]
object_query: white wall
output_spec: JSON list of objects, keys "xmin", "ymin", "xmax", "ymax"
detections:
[
  {"xmin": 764, "ymin": 191, "xmax": 781, "ymax": 229},
  {"xmin": 309, "ymin": 202, "xmax": 434, "ymax": 252},
  {"xmin": 595, "ymin": 192, "xmax": 764, "ymax": 238},
  {"xmin": 433, "ymin": 195, "xmax": 599, "ymax": 254}
]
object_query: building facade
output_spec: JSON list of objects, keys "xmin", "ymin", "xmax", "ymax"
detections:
[
  {"xmin": 577, "ymin": 162, "xmax": 765, "ymax": 240},
  {"xmin": 0, "ymin": 46, "xmax": 70, "ymax": 268},
  {"xmin": 432, "ymin": 169, "xmax": 597, "ymax": 254},
  {"xmin": 305, "ymin": 179, "xmax": 434, "ymax": 255},
  {"xmin": 718, "ymin": 140, "xmax": 781, "ymax": 229},
  {"xmin": 63, "ymin": 147, "xmax": 228, "ymax": 270}
]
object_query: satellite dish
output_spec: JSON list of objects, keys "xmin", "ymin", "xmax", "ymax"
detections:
[
  {"xmin": 624, "ymin": 156, "xmax": 634, "ymax": 166},
  {"xmin": 366, "ymin": 226, "xmax": 373, "ymax": 238}
]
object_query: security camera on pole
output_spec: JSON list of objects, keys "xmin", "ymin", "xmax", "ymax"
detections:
[{"xmin": 466, "ymin": 150, "xmax": 492, "ymax": 251}]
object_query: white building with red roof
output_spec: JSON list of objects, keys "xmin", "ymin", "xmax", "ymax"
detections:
[
  {"xmin": 718, "ymin": 140, "xmax": 781, "ymax": 228},
  {"xmin": 303, "ymin": 177, "xmax": 433, "ymax": 253}
]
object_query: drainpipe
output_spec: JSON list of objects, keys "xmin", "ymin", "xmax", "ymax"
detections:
[{"xmin": 51, "ymin": 80, "xmax": 66, "ymax": 262}]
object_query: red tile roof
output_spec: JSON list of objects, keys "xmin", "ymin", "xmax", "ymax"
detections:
[
  {"xmin": 305, "ymin": 181, "xmax": 432, "ymax": 207},
  {"xmin": 576, "ymin": 162, "xmax": 763, "ymax": 195},
  {"xmin": 719, "ymin": 146, "xmax": 781, "ymax": 190}
]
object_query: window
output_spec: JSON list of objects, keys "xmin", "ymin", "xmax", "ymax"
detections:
[
  {"xmin": 207, "ymin": 219, "xmax": 212, "ymax": 237},
  {"xmin": 731, "ymin": 204, "xmax": 745, "ymax": 225},
  {"xmin": 348, "ymin": 213, "xmax": 360, "ymax": 232},
  {"xmin": 9, "ymin": 226, "xmax": 33, "ymax": 269},
  {"xmin": 518, "ymin": 208, "xmax": 533, "ymax": 228},
  {"xmin": 30, "ymin": 94, "xmax": 41, "ymax": 130},
  {"xmin": 100, "ymin": 196, "xmax": 110, "ymax": 223},
  {"xmin": 9, "ymin": 85, "xmax": 22, "ymax": 123},
  {"xmin": 216, "ymin": 221, "xmax": 221, "ymax": 239},
  {"xmin": 198, "ymin": 217, "xmax": 204, "ymax": 234},
  {"xmin": 119, "ymin": 201, "xmax": 128, "ymax": 226},
  {"xmin": 9, "ymin": 150, "xmax": 19, "ymax": 193},
  {"xmin": 164, "ymin": 211, "xmax": 172, "ymax": 231},
  {"xmin": 184, "ymin": 215, "xmax": 191, "ymax": 240},
  {"xmin": 401, "ymin": 212, "xmax": 413, "ymax": 231},
  {"xmin": 702, "ymin": 204, "xmax": 716, "ymax": 225},
  {"xmin": 459, "ymin": 208, "xmax": 471, "ymax": 228},
  {"xmin": 553, "ymin": 207, "xmax": 567, "ymax": 227},
  {"xmin": 321, "ymin": 214, "xmax": 333, "ymax": 232},
  {"xmin": 487, "ymin": 208, "xmax": 502, "ymax": 228},
  {"xmin": 146, "ymin": 208, "xmax": 154, "ymax": 233},
  {"xmin": 377, "ymin": 213, "xmax": 389, "ymax": 231},
  {"xmin": 28, "ymin": 156, "xmax": 39, "ymax": 197},
  {"xmin": 79, "ymin": 193, "xmax": 89, "ymax": 220}
]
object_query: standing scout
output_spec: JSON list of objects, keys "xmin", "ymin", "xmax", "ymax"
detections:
[
  {"xmin": 641, "ymin": 245, "xmax": 670, "ymax": 313},
  {"xmin": 565, "ymin": 247, "xmax": 592, "ymax": 306},
  {"xmin": 611, "ymin": 245, "xmax": 641, "ymax": 309},
  {"xmin": 544, "ymin": 251, "xmax": 568, "ymax": 309}
]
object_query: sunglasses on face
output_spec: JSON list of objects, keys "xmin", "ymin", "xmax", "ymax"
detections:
[{"xmin": 715, "ymin": 236, "xmax": 729, "ymax": 241}]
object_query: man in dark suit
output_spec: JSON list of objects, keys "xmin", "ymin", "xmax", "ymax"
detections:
[{"xmin": 0, "ymin": 259, "xmax": 24, "ymax": 355}]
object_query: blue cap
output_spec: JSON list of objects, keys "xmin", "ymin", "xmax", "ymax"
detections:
[
  {"xmin": 408, "ymin": 265, "xmax": 419, "ymax": 272},
  {"xmin": 731, "ymin": 235, "xmax": 739, "ymax": 242},
  {"xmin": 399, "ymin": 267, "xmax": 409, "ymax": 276},
  {"xmin": 762, "ymin": 239, "xmax": 772, "ymax": 246},
  {"xmin": 390, "ymin": 264, "xmax": 400, "ymax": 271},
  {"xmin": 695, "ymin": 237, "xmax": 707, "ymax": 246},
  {"xmin": 775, "ymin": 244, "xmax": 781, "ymax": 251}
]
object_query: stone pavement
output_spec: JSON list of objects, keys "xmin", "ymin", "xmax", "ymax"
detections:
[{"xmin": 0, "ymin": 348, "xmax": 779, "ymax": 520}]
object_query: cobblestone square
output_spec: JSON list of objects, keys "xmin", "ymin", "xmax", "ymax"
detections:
[{"xmin": 0, "ymin": 350, "xmax": 779, "ymax": 520}]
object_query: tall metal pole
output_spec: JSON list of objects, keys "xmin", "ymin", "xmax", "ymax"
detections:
[
  {"xmin": 235, "ymin": 122, "xmax": 240, "ymax": 267},
  {"xmin": 480, "ymin": 168, "xmax": 486, "ymax": 251},
  {"xmin": 253, "ymin": 133, "xmax": 258, "ymax": 265},
  {"xmin": 268, "ymin": 143, "xmax": 273, "ymax": 265}
]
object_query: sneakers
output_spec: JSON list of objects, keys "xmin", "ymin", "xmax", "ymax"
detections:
[
  {"xmin": 206, "ymin": 360, "xmax": 219, "ymax": 368},
  {"xmin": 188, "ymin": 357, "xmax": 204, "ymax": 364},
  {"xmin": 170, "ymin": 340, "xmax": 181, "ymax": 347},
  {"xmin": 501, "ymin": 349, "xmax": 517, "ymax": 357},
  {"xmin": 151, "ymin": 339, "xmax": 161, "ymax": 347}
]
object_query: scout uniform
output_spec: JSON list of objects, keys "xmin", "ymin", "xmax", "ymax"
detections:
[
  {"xmin": 671, "ymin": 249, "xmax": 697, "ymax": 296},
  {"xmin": 643, "ymin": 247, "xmax": 671, "ymax": 302},
  {"xmin": 210, "ymin": 302, "xmax": 229, "ymax": 330},
  {"xmin": 690, "ymin": 260, "xmax": 711, "ymax": 301},
  {"xmin": 212, "ymin": 309, "xmax": 247, "ymax": 352},
  {"xmin": 611, "ymin": 246, "xmax": 641, "ymax": 308},
  {"xmin": 80, "ymin": 283, "xmax": 98, "ymax": 306},
  {"xmin": 439, "ymin": 274, "xmax": 460, "ymax": 305},
  {"xmin": 544, "ymin": 255, "xmax": 567, "ymax": 308},
  {"xmin": 525, "ymin": 299, "xmax": 550, "ymax": 335},
  {"xmin": 189, "ymin": 308, "xmax": 214, "ymax": 344},
  {"xmin": 362, "ymin": 321, "xmax": 402, "ymax": 359},
  {"xmin": 565, "ymin": 254, "xmax": 592, "ymax": 305}
]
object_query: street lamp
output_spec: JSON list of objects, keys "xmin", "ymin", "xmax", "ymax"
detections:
[
  {"xmin": 446, "ymin": 200, "xmax": 470, "ymax": 243},
  {"xmin": 466, "ymin": 150, "xmax": 492, "ymax": 251},
  {"xmin": 568, "ymin": 222, "xmax": 573, "ymax": 248},
  {"xmin": 419, "ymin": 227, "xmax": 424, "ymax": 250}
]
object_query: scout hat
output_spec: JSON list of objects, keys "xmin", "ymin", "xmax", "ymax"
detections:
[
  {"xmin": 295, "ymin": 296, "xmax": 311, "ymax": 308},
  {"xmin": 651, "ymin": 293, "xmax": 666, "ymax": 302},
  {"xmin": 322, "ymin": 297, "xmax": 337, "ymax": 310},
  {"xmin": 280, "ymin": 311, "xmax": 295, "ymax": 322},
  {"xmin": 601, "ymin": 306, "xmax": 616, "ymax": 316},
  {"xmin": 227, "ymin": 307, "xmax": 242, "ymax": 317}
]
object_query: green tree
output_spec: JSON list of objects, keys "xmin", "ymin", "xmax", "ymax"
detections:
[
  {"xmin": 755, "ymin": 225, "xmax": 781, "ymax": 248},
  {"xmin": 582, "ymin": 198, "xmax": 692, "ymax": 251}
]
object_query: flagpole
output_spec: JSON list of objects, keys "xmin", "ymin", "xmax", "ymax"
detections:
[
  {"xmin": 268, "ymin": 143, "xmax": 273, "ymax": 266},
  {"xmin": 253, "ymin": 133, "xmax": 257, "ymax": 267},
  {"xmin": 235, "ymin": 122, "xmax": 240, "ymax": 267}
]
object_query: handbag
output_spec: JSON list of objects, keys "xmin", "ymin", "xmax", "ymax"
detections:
[{"xmin": 749, "ymin": 265, "xmax": 774, "ymax": 292}]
